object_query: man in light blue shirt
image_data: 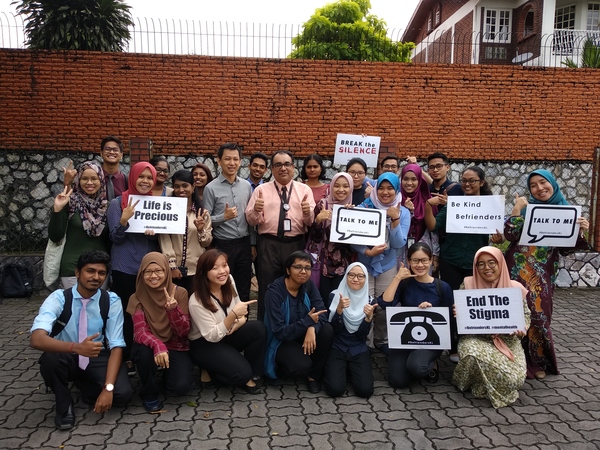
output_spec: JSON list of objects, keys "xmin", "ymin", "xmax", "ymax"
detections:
[{"xmin": 30, "ymin": 250, "xmax": 132, "ymax": 430}]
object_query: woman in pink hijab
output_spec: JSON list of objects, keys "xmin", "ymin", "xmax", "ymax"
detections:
[{"xmin": 452, "ymin": 246, "xmax": 530, "ymax": 408}]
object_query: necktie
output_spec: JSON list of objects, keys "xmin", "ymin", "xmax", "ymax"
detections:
[
  {"xmin": 106, "ymin": 174, "xmax": 115, "ymax": 201},
  {"xmin": 277, "ymin": 186, "xmax": 287, "ymax": 238},
  {"xmin": 78, "ymin": 298, "xmax": 91, "ymax": 370}
]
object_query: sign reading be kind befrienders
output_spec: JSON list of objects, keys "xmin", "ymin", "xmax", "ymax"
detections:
[
  {"xmin": 446, "ymin": 195, "xmax": 505, "ymax": 234},
  {"xmin": 125, "ymin": 195, "xmax": 187, "ymax": 235}
]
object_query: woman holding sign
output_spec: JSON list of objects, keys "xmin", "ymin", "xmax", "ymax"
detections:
[
  {"xmin": 504, "ymin": 170, "xmax": 590, "ymax": 380},
  {"xmin": 324, "ymin": 263, "xmax": 375, "ymax": 398},
  {"xmin": 127, "ymin": 253, "xmax": 194, "ymax": 412},
  {"xmin": 379, "ymin": 243, "xmax": 453, "ymax": 388},
  {"xmin": 107, "ymin": 161, "xmax": 159, "ymax": 368},
  {"xmin": 306, "ymin": 172, "xmax": 356, "ymax": 305},
  {"xmin": 452, "ymin": 246, "xmax": 530, "ymax": 408},
  {"xmin": 354, "ymin": 172, "xmax": 410, "ymax": 353},
  {"xmin": 159, "ymin": 170, "xmax": 212, "ymax": 294}
]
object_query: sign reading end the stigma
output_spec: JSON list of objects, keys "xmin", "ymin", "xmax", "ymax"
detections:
[
  {"xmin": 330, "ymin": 205, "xmax": 386, "ymax": 246},
  {"xmin": 446, "ymin": 195, "xmax": 505, "ymax": 234},
  {"xmin": 386, "ymin": 307, "xmax": 451, "ymax": 350},
  {"xmin": 333, "ymin": 133, "xmax": 381, "ymax": 168},
  {"xmin": 454, "ymin": 288, "xmax": 526, "ymax": 335},
  {"xmin": 518, "ymin": 204, "xmax": 581, "ymax": 247},
  {"xmin": 125, "ymin": 195, "xmax": 187, "ymax": 235}
]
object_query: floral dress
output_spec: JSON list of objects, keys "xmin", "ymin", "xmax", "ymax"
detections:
[
  {"xmin": 503, "ymin": 216, "xmax": 589, "ymax": 378},
  {"xmin": 452, "ymin": 298, "xmax": 531, "ymax": 408}
]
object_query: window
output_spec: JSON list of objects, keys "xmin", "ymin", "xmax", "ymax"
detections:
[
  {"xmin": 588, "ymin": 3, "xmax": 600, "ymax": 31},
  {"xmin": 553, "ymin": 5, "xmax": 576, "ymax": 55},
  {"xmin": 554, "ymin": 5, "xmax": 576, "ymax": 30},
  {"xmin": 485, "ymin": 46, "xmax": 507, "ymax": 60},
  {"xmin": 524, "ymin": 10, "xmax": 534, "ymax": 36},
  {"xmin": 434, "ymin": 4, "xmax": 442, "ymax": 26},
  {"xmin": 427, "ymin": 12, "xmax": 433, "ymax": 32},
  {"xmin": 484, "ymin": 9, "xmax": 511, "ymax": 43}
]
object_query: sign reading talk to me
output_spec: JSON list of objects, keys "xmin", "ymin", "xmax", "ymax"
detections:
[
  {"xmin": 518, "ymin": 204, "xmax": 581, "ymax": 247},
  {"xmin": 333, "ymin": 133, "xmax": 381, "ymax": 168},
  {"xmin": 329, "ymin": 205, "xmax": 386, "ymax": 246},
  {"xmin": 125, "ymin": 195, "xmax": 187, "ymax": 234},
  {"xmin": 446, "ymin": 195, "xmax": 505, "ymax": 234}
]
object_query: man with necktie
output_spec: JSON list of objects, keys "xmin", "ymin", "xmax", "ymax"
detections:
[
  {"xmin": 100, "ymin": 136, "xmax": 128, "ymax": 201},
  {"xmin": 30, "ymin": 250, "xmax": 132, "ymax": 430}
]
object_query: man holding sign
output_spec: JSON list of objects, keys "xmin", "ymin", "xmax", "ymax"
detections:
[{"xmin": 245, "ymin": 151, "xmax": 315, "ymax": 320}]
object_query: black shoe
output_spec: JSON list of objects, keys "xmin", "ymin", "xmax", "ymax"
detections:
[
  {"xmin": 243, "ymin": 384, "xmax": 263, "ymax": 394},
  {"xmin": 307, "ymin": 379, "xmax": 321, "ymax": 394},
  {"xmin": 55, "ymin": 404, "xmax": 75, "ymax": 430},
  {"xmin": 142, "ymin": 397, "xmax": 163, "ymax": 413},
  {"xmin": 426, "ymin": 368, "xmax": 439, "ymax": 384},
  {"xmin": 126, "ymin": 361, "xmax": 137, "ymax": 377}
]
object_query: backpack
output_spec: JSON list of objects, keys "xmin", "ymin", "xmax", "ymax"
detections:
[
  {"xmin": 50, "ymin": 288, "xmax": 110, "ymax": 348},
  {"xmin": 1, "ymin": 263, "xmax": 34, "ymax": 298}
]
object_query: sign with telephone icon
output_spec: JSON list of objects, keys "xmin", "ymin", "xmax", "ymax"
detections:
[{"xmin": 386, "ymin": 307, "xmax": 451, "ymax": 350}]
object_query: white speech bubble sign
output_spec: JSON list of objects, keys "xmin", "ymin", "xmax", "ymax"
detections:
[
  {"xmin": 518, "ymin": 204, "xmax": 581, "ymax": 247},
  {"xmin": 330, "ymin": 205, "xmax": 386, "ymax": 246}
]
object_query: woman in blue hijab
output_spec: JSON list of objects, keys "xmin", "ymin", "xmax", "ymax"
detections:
[
  {"xmin": 504, "ymin": 169, "xmax": 590, "ymax": 380},
  {"xmin": 352, "ymin": 172, "xmax": 410, "ymax": 353}
]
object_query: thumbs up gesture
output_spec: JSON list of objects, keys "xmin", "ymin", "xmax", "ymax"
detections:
[
  {"xmin": 224, "ymin": 202, "xmax": 238, "ymax": 220},
  {"xmin": 301, "ymin": 194, "xmax": 311, "ymax": 216},
  {"xmin": 254, "ymin": 189, "xmax": 264, "ymax": 213},
  {"xmin": 77, "ymin": 332, "xmax": 103, "ymax": 357},
  {"xmin": 336, "ymin": 293, "xmax": 350, "ymax": 315}
]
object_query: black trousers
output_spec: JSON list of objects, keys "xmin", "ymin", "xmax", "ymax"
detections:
[
  {"xmin": 111, "ymin": 270, "xmax": 137, "ymax": 360},
  {"xmin": 189, "ymin": 320, "xmax": 266, "ymax": 386},
  {"xmin": 387, "ymin": 349, "xmax": 442, "ymax": 388},
  {"xmin": 212, "ymin": 236, "xmax": 253, "ymax": 302},
  {"xmin": 130, "ymin": 344, "xmax": 194, "ymax": 400},
  {"xmin": 275, "ymin": 322, "xmax": 334, "ymax": 381},
  {"xmin": 324, "ymin": 348, "xmax": 374, "ymax": 398},
  {"xmin": 319, "ymin": 274, "xmax": 344, "ymax": 309},
  {"xmin": 439, "ymin": 258, "xmax": 469, "ymax": 353},
  {"xmin": 39, "ymin": 350, "xmax": 133, "ymax": 415},
  {"xmin": 256, "ymin": 235, "xmax": 305, "ymax": 321}
]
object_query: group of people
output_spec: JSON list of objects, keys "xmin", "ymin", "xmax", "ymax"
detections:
[{"xmin": 31, "ymin": 137, "xmax": 590, "ymax": 430}]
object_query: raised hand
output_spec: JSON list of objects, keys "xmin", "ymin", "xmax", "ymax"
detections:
[
  {"xmin": 254, "ymin": 190, "xmax": 264, "ymax": 213},
  {"xmin": 164, "ymin": 286, "xmax": 178, "ymax": 311},
  {"xmin": 301, "ymin": 194, "xmax": 311, "ymax": 216},
  {"xmin": 232, "ymin": 299, "xmax": 258, "ymax": 317},
  {"xmin": 428, "ymin": 192, "xmax": 447, "ymax": 207},
  {"xmin": 62, "ymin": 160, "xmax": 76, "ymax": 187},
  {"xmin": 224, "ymin": 202, "xmax": 238, "ymax": 221},
  {"xmin": 406, "ymin": 155, "xmax": 418, "ymax": 164},
  {"xmin": 387, "ymin": 202, "xmax": 402, "ymax": 220},
  {"xmin": 490, "ymin": 229, "xmax": 504, "ymax": 244},
  {"xmin": 363, "ymin": 303, "xmax": 375, "ymax": 321},
  {"xmin": 404, "ymin": 197, "xmax": 414, "ymax": 213},
  {"xmin": 315, "ymin": 207, "xmax": 332, "ymax": 224},
  {"xmin": 511, "ymin": 193, "xmax": 528, "ymax": 216},
  {"xmin": 395, "ymin": 262, "xmax": 417, "ymax": 282},
  {"xmin": 76, "ymin": 332, "xmax": 103, "ymax": 357},
  {"xmin": 577, "ymin": 216, "xmax": 590, "ymax": 231},
  {"xmin": 336, "ymin": 293, "xmax": 350, "ymax": 315},
  {"xmin": 366, "ymin": 243, "xmax": 387, "ymax": 257},
  {"xmin": 53, "ymin": 185, "xmax": 73, "ymax": 212},
  {"xmin": 365, "ymin": 182, "xmax": 374, "ymax": 198},
  {"xmin": 120, "ymin": 198, "xmax": 140, "ymax": 225}
]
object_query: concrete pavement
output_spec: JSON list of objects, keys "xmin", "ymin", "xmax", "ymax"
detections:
[{"xmin": 1, "ymin": 288, "xmax": 599, "ymax": 449}]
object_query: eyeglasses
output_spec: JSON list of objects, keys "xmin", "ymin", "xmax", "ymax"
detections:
[
  {"xmin": 103, "ymin": 147, "xmax": 121, "ymax": 154},
  {"xmin": 272, "ymin": 162, "xmax": 293, "ymax": 169},
  {"xmin": 460, "ymin": 179, "xmax": 481, "ymax": 185},
  {"xmin": 291, "ymin": 264, "xmax": 312, "ymax": 272},
  {"xmin": 382, "ymin": 165, "xmax": 398, "ymax": 170},
  {"xmin": 348, "ymin": 171, "xmax": 366, "ymax": 177},
  {"xmin": 143, "ymin": 269, "xmax": 165, "ymax": 277},
  {"xmin": 154, "ymin": 168, "xmax": 169, "ymax": 174},
  {"xmin": 409, "ymin": 258, "xmax": 430, "ymax": 265},
  {"xmin": 476, "ymin": 260, "xmax": 497, "ymax": 270},
  {"xmin": 427, "ymin": 164, "xmax": 447, "ymax": 171},
  {"xmin": 347, "ymin": 273, "xmax": 366, "ymax": 280}
]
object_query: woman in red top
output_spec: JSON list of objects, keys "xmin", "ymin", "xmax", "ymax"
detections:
[{"xmin": 127, "ymin": 252, "xmax": 194, "ymax": 412}]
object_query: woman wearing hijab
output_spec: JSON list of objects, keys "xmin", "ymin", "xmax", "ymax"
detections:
[
  {"xmin": 399, "ymin": 163, "xmax": 439, "ymax": 271},
  {"xmin": 47, "ymin": 162, "xmax": 109, "ymax": 288},
  {"xmin": 127, "ymin": 253, "xmax": 193, "ymax": 412},
  {"xmin": 107, "ymin": 161, "xmax": 160, "ymax": 367},
  {"xmin": 324, "ymin": 263, "xmax": 375, "ymax": 398},
  {"xmin": 453, "ymin": 246, "xmax": 530, "ymax": 408},
  {"xmin": 353, "ymin": 172, "xmax": 410, "ymax": 353},
  {"xmin": 306, "ymin": 172, "xmax": 357, "ymax": 305},
  {"xmin": 504, "ymin": 169, "xmax": 590, "ymax": 379}
]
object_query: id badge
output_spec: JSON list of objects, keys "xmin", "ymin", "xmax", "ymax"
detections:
[{"xmin": 283, "ymin": 219, "xmax": 292, "ymax": 232}]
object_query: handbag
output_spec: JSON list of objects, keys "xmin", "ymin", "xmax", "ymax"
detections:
[
  {"xmin": 305, "ymin": 238, "xmax": 323, "ymax": 289},
  {"xmin": 43, "ymin": 237, "xmax": 66, "ymax": 287}
]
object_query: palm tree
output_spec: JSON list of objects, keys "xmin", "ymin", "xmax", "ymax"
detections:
[
  {"xmin": 14, "ymin": 0, "xmax": 133, "ymax": 52},
  {"xmin": 563, "ymin": 38, "xmax": 600, "ymax": 68}
]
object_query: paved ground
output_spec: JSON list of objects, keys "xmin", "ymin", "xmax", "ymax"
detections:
[{"xmin": 1, "ymin": 288, "xmax": 599, "ymax": 450}]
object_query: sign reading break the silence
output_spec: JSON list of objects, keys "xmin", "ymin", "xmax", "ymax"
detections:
[
  {"xmin": 125, "ymin": 195, "xmax": 188, "ymax": 235},
  {"xmin": 333, "ymin": 133, "xmax": 381, "ymax": 168},
  {"xmin": 518, "ymin": 204, "xmax": 581, "ymax": 247},
  {"xmin": 330, "ymin": 205, "xmax": 386, "ymax": 246},
  {"xmin": 446, "ymin": 195, "xmax": 505, "ymax": 234},
  {"xmin": 454, "ymin": 288, "xmax": 526, "ymax": 335}
]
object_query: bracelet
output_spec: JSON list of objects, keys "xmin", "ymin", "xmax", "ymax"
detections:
[
  {"xmin": 69, "ymin": 342, "xmax": 75, "ymax": 354},
  {"xmin": 232, "ymin": 311, "xmax": 240, "ymax": 320}
]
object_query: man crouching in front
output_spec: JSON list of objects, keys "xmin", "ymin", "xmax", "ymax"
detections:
[{"xmin": 30, "ymin": 250, "xmax": 133, "ymax": 430}]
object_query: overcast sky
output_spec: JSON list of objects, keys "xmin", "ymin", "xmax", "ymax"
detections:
[{"xmin": 1, "ymin": 0, "xmax": 420, "ymax": 32}]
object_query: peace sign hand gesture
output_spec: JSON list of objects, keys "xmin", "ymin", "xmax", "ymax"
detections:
[
  {"xmin": 164, "ymin": 286, "xmax": 178, "ymax": 311},
  {"xmin": 53, "ymin": 186, "xmax": 72, "ymax": 212}
]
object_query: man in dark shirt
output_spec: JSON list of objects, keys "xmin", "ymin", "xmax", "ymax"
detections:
[
  {"xmin": 100, "ymin": 136, "xmax": 128, "ymax": 201},
  {"xmin": 427, "ymin": 152, "xmax": 462, "ymax": 197}
]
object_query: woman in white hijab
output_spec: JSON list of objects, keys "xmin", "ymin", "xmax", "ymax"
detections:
[{"xmin": 323, "ymin": 262, "xmax": 376, "ymax": 398}]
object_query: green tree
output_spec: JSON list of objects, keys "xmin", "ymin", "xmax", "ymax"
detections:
[
  {"xmin": 289, "ymin": 0, "xmax": 414, "ymax": 62},
  {"xmin": 563, "ymin": 38, "xmax": 600, "ymax": 68},
  {"xmin": 13, "ymin": 0, "xmax": 133, "ymax": 51}
]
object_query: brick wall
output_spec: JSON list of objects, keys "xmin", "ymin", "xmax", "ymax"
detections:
[{"xmin": 1, "ymin": 49, "xmax": 599, "ymax": 162}]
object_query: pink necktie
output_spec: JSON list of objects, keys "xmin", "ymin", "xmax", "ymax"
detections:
[{"xmin": 78, "ymin": 298, "xmax": 91, "ymax": 370}]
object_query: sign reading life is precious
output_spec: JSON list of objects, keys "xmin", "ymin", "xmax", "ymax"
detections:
[
  {"xmin": 446, "ymin": 195, "xmax": 505, "ymax": 234},
  {"xmin": 330, "ymin": 205, "xmax": 386, "ymax": 246},
  {"xmin": 333, "ymin": 133, "xmax": 381, "ymax": 168},
  {"xmin": 386, "ymin": 307, "xmax": 451, "ymax": 350},
  {"xmin": 125, "ymin": 195, "xmax": 187, "ymax": 235},
  {"xmin": 518, "ymin": 204, "xmax": 581, "ymax": 247},
  {"xmin": 454, "ymin": 288, "xmax": 526, "ymax": 335}
]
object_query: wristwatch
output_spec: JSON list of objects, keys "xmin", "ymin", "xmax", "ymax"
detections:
[{"xmin": 104, "ymin": 383, "xmax": 114, "ymax": 392}]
